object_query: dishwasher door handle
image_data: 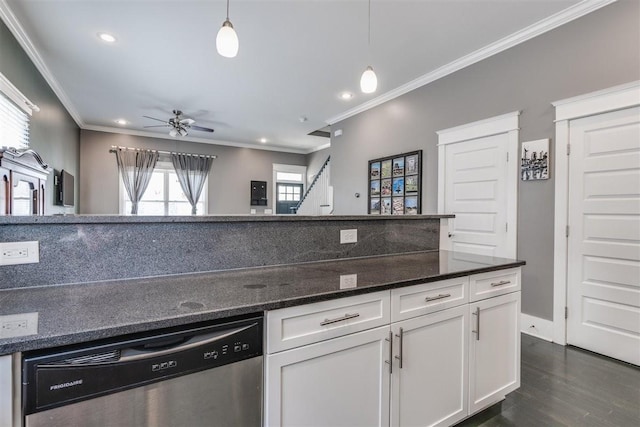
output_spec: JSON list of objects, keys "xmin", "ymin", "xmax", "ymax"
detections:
[{"xmin": 119, "ymin": 323, "xmax": 257, "ymax": 362}]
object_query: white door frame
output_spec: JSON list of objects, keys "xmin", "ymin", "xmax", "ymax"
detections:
[
  {"xmin": 437, "ymin": 111, "xmax": 520, "ymax": 258},
  {"xmin": 551, "ymin": 81, "xmax": 640, "ymax": 345}
]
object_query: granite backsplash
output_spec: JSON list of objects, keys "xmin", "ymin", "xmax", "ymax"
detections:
[{"xmin": 0, "ymin": 215, "xmax": 449, "ymax": 289}]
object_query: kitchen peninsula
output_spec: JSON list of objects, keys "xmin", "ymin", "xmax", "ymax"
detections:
[{"xmin": 0, "ymin": 215, "xmax": 524, "ymax": 426}]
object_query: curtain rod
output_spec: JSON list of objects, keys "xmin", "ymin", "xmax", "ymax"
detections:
[{"xmin": 109, "ymin": 145, "xmax": 217, "ymax": 159}]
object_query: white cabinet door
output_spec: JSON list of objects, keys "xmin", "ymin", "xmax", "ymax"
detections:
[
  {"xmin": 265, "ymin": 326, "xmax": 391, "ymax": 427},
  {"xmin": 468, "ymin": 292, "xmax": 520, "ymax": 414},
  {"xmin": 391, "ymin": 305, "xmax": 468, "ymax": 427}
]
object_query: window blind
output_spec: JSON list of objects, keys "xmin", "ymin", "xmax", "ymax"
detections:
[{"xmin": 0, "ymin": 91, "xmax": 30, "ymax": 150}]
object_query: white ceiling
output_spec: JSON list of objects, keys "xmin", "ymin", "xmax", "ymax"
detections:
[{"xmin": 3, "ymin": 0, "xmax": 587, "ymax": 153}]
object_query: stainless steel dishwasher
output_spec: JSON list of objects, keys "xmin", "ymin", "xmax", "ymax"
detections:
[{"xmin": 22, "ymin": 315, "xmax": 263, "ymax": 427}]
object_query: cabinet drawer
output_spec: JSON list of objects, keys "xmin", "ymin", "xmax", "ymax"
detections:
[
  {"xmin": 391, "ymin": 276, "xmax": 469, "ymax": 322},
  {"xmin": 266, "ymin": 290, "xmax": 390, "ymax": 353},
  {"xmin": 469, "ymin": 268, "xmax": 521, "ymax": 302}
]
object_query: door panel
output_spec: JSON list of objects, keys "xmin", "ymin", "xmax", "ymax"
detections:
[
  {"xmin": 567, "ymin": 106, "xmax": 640, "ymax": 366},
  {"xmin": 391, "ymin": 305, "xmax": 468, "ymax": 427},
  {"xmin": 444, "ymin": 134, "xmax": 509, "ymax": 257},
  {"xmin": 265, "ymin": 326, "xmax": 390, "ymax": 427}
]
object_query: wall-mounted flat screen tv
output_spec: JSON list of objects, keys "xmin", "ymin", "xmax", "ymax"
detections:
[{"xmin": 58, "ymin": 170, "xmax": 74, "ymax": 207}]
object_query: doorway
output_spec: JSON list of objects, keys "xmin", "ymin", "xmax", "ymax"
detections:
[
  {"xmin": 276, "ymin": 183, "xmax": 303, "ymax": 214},
  {"xmin": 437, "ymin": 112, "xmax": 519, "ymax": 258},
  {"xmin": 553, "ymin": 82, "xmax": 640, "ymax": 365}
]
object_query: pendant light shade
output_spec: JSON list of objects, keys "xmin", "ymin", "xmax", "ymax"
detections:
[
  {"xmin": 360, "ymin": 66, "xmax": 377, "ymax": 94},
  {"xmin": 216, "ymin": 0, "xmax": 238, "ymax": 58}
]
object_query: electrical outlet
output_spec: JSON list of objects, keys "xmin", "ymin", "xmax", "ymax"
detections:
[
  {"xmin": 0, "ymin": 313, "xmax": 38, "ymax": 338},
  {"xmin": 340, "ymin": 229, "xmax": 358, "ymax": 244},
  {"xmin": 0, "ymin": 241, "xmax": 39, "ymax": 266},
  {"xmin": 340, "ymin": 274, "xmax": 358, "ymax": 289}
]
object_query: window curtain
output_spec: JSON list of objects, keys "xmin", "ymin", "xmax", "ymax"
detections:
[
  {"xmin": 171, "ymin": 153, "xmax": 214, "ymax": 214},
  {"xmin": 114, "ymin": 148, "xmax": 159, "ymax": 214}
]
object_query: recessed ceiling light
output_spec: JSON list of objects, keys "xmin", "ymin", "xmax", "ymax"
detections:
[
  {"xmin": 259, "ymin": 138, "xmax": 268, "ymax": 143},
  {"xmin": 98, "ymin": 32, "xmax": 117, "ymax": 43},
  {"xmin": 340, "ymin": 92, "xmax": 354, "ymax": 100},
  {"xmin": 114, "ymin": 119, "xmax": 127, "ymax": 125}
]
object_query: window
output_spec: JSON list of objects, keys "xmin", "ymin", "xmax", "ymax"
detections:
[
  {"xmin": 120, "ymin": 162, "xmax": 207, "ymax": 215},
  {"xmin": 0, "ymin": 91, "xmax": 29, "ymax": 150},
  {"xmin": 277, "ymin": 184, "xmax": 301, "ymax": 202}
]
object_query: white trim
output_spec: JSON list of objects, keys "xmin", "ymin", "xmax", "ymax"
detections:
[
  {"xmin": 272, "ymin": 164, "xmax": 307, "ymax": 211},
  {"xmin": 85, "ymin": 126, "xmax": 309, "ymax": 155},
  {"xmin": 0, "ymin": 71, "xmax": 38, "ymax": 115},
  {"xmin": 552, "ymin": 81, "xmax": 640, "ymax": 345},
  {"xmin": 436, "ymin": 111, "xmax": 520, "ymax": 146},
  {"xmin": 437, "ymin": 112, "xmax": 519, "ymax": 258},
  {"xmin": 326, "ymin": 0, "xmax": 615, "ymax": 125},
  {"xmin": 553, "ymin": 80, "xmax": 640, "ymax": 121},
  {"xmin": 306, "ymin": 142, "xmax": 331, "ymax": 153},
  {"xmin": 0, "ymin": 0, "xmax": 83, "ymax": 126},
  {"xmin": 521, "ymin": 313, "xmax": 554, "ymax": 342}
]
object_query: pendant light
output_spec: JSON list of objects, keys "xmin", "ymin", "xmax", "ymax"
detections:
[
  {"xmin": 360, "ymin": 0, "xmax": 377, "ymax": 94},
  {"xmin": 216, "ymin": 0, "xmax": 239, "ymax": 58}
]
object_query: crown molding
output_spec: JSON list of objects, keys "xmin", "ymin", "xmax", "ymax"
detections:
[
  {"xmin": 0, "ymin": 0, "xmax": 84, "ymax": 127},
  {"xmin": 305, "ymin": 142, "xmax": 331, "ymax": 154},
  {"xmin": 83, "ymin": 125, "xmax": 310, "ymax": 155},
  {"xmin": 326, "ymin": 0, "xmax": 617, "ymax": 125}
]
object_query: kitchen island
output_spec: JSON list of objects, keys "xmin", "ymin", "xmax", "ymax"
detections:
[{"xmin": 0, "ymin": 215, "xmax": 523, "ymax": 426}]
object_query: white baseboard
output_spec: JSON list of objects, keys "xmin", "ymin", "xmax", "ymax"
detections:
[{"xmin": 521, "ymin": 313, "xmax": 554, "ymax": 342}]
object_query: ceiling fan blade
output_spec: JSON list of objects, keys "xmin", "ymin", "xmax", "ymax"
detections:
[
  {"xmin": 143, "ymin": 115, "xmax": 169, "ymax": 123},
  {"xmin": 191, "ymin": 125, "xmax": 214, "ymax": 133},
  {"xmin": 180, "ymin": 118, "xmax": 195, "ymax": 125},
  {"xmin": 143, "ymin": 125, "xmax": 170, "ymax": 128}
]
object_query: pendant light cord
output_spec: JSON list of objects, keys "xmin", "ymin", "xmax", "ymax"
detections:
[
  {"xmin": 367, "ymin": 0, "xmax": 371, "ymax": 47},
  {"xmin": 226, "ymin": 0, "xmax": 230, "ymax": 20}
]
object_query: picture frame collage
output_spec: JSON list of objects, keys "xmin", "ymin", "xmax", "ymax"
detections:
[{"xmin": 368, "ymin": 150, "xmax": 422, "ymax": 215}]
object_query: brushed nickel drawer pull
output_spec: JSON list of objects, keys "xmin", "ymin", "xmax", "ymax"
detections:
[
  {"xmin": 425, "ymin": 293, "xmax": 451, "ymax": 302},
  {"xmin": 320, "ymin": 313, "xmax": 360, "ymax": 326},
  {"xmin": 491, "ymin": 280, "xmax": 511, "ymax": 287},
  {"xmin": 472, "ymin": 307, "xmax": 480, "ymax": 340},
  {"xmin": 394, "ymin": 327, "xmax": 404, "ymax": 369},
  {"xmin": 385, "ymin": 330, "xmax": 393, "ymax": 373}
]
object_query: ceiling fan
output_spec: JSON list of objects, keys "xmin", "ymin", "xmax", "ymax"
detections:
[{"xmin": 143, "ymin": 110, "xmax": 214, "ymax": 137}]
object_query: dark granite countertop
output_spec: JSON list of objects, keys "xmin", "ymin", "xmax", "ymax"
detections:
[
  {"xmin": 0, "ymin": 250, "xmax": 524, "ymax": 355},
  {"xmin": 0, "ymin": 214, "xmax": 454, "ymax": 225}
]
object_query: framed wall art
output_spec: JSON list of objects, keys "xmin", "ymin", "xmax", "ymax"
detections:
[{"xmin": 368, "ymin": 150, "xmax": 422, "ymax": 215}]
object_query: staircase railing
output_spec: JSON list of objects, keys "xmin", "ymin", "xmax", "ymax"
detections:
[{"xmin": 295, "ymin": 156, "xmax": 331, "ymax": 214}]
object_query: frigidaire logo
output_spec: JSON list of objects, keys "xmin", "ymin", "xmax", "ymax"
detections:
[{"xmin": 50, "ymin": 379, "xmax": 83, "ymax": 391}]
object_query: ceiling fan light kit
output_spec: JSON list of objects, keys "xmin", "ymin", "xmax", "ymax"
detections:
[
  {"xmin": 217, "ymin": 0, "xmax": 239, "ymax": 58},
  {"xmin": 144, "ymin": 110, "xmax": 214, "ymax": 138}
]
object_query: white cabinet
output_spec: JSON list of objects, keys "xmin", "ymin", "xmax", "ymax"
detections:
[
  {"xmin": 468, "ymin": 292, "xmax": 521, "ymax": 414},
  {"xmin": 265, "ymin": 326, "xmax": 391, "ymax": 427},
  {"xmin": 265, "ymin": 268, "xmax": 521, "ymax": 427},
  {"xmin": 391, "ymin": 305, "xmax": 468, "ymax": 427}
]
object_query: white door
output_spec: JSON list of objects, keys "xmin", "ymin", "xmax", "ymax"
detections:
[
  {"xmin": 391, "ymin": 305, "xmax": 468, "ymax": 427},
  {"xmin": 443, "ymin": 134, "xmax": 512, "ymax": 257},
  {"xmin": 567, "ymin": 106, "xmax": 640, "ymax": 366},
  {"xmin": 265, "ymin": 326, "xmax": 391, "ymax": 427},
  {"xmin": 468, "ymin": 292, "xmax": 520, "ymax": 414}
]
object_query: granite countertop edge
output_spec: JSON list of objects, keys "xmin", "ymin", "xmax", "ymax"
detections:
[
  {"xmin": 0, "ymin": 214, "xmax": 454, "ymax": 225},
  {"xmin": 0, "ymin": 256, "xmax": 524, "ymax": 355}
]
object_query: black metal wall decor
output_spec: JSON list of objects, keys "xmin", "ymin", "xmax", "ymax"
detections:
[{"xmin": 368, "ymin": 150, "xmax": 422, "ymax": 215}]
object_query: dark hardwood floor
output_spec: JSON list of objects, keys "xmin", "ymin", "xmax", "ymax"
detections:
[{"xmin": 459, "ymin": 334, "xmax": 640, "ymax": 427}]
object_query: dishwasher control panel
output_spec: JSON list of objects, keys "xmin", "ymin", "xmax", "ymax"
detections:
[{"xmin": 23, "ymin": 316, "xmax": 263, "ymax": 415}]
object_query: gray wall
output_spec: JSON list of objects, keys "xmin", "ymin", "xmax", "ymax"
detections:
[
  {"xmin": 331, "ymin": 1, "xmax": 640, "ymax": 320},
  {"xmin": 0, "ymin": 19, "xmax": 80, "ymax": 213},
  {"xmin": 80, "ymin": 130, "xmax": 307, "ymax": 214}
]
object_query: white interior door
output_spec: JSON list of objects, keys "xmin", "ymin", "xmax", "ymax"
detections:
[
  {"xmin": 443, "ymin": 134, "xmax": 511, "ymax": 257},
  {"xmin": 567, "ymin": 106, "xmax": 640, "ymax": 366}
]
